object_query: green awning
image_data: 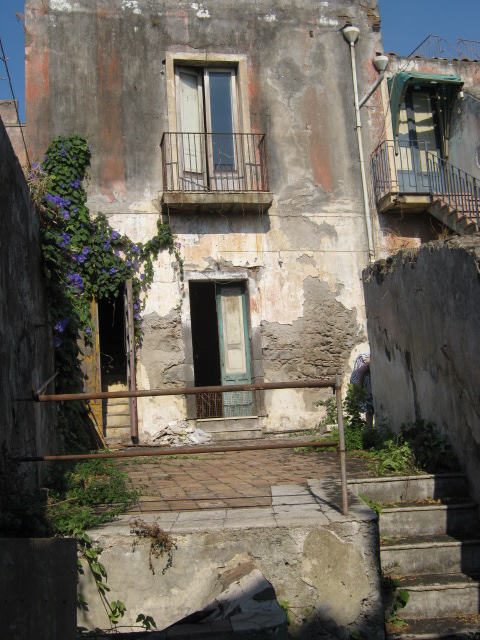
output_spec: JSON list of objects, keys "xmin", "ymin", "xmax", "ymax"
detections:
[{"xmin": 388, "ymin": 72, "xmax": 463, "ymax": 139}]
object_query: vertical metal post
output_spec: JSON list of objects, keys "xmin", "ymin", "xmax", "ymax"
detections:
[
  {"xmin": 335, "ymin": 374, "xmax": 349, "ymax": 515},
  {"xmin": 474, "ymin": 177, "xmax": 479, "ymax": 226},
  {"xmin": 125, "ymin": 279, "xmax": 139, "ymax": 442}
]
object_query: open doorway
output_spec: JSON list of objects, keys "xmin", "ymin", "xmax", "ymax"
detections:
[
  {"xmin": 189, "ymin": 280, "xmax": 254, "ymax": 419},
  {"xmin": 97, "ymin": 295, "xmax": 131, "ymax": 439},
  {"xmin": 98, "ymin": 295, "xmax": 127, "ymax": 388}
]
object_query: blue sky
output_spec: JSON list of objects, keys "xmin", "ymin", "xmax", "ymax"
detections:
[{"xmin": 0, "ymin": 1, "xmax": 479, "ymax": 123}]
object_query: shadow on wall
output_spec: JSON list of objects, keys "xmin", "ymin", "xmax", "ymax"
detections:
[{"xmin": 167, "ymin": 209, "xmax": 271, "ymax": 237}]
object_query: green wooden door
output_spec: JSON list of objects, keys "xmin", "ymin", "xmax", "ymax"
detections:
[{"xmin": 216, "ymin": 284, "xmax": 254, "ymax": 417}]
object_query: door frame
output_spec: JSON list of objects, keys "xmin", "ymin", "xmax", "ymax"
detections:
[{"xmin": 182, "ymin": 271, "xmax": 265, "ymax": 420}]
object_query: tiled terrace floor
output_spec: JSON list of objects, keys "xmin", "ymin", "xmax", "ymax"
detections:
[{"xmin": 118, "ymin": 446, "xmax": 372, "ymax": 513}]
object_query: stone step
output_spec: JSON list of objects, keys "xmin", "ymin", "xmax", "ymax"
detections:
[
  {"xmin": 105, "ymin": 401, "xmax": 130, "ymax": 415},
  {"xmin": 205, "ymin": 429, "xmax": 263, "ymax": 441},
  {"xmin": 398, "ymin": 573, "xmax": 480, "ymax": 619},
  {"xmin": 387, "ymin": 615, "xmax": 480, "ymax": 639},
  {"xmin": 380, "ymin": 502, "xmax": 479, "ymax": 537},
  {"xmin": 106, "ymin": 426, "xmax": 132, "ymax": 438},
  {"xmin": 105, "ymin": 414, "xmax": 131, "ymax": 428},
  {"xmin": 349, "ymin": 473, "xmax": 469, "ymax": 503},
  {"xmin": 381, "ymin": 534, "xmax": 480, "ymax": 576}
]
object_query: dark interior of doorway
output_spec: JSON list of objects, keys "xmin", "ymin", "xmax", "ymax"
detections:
[
  {"xmin": 189, "ymin": 281, "xmax": 221, "ymax": 386},
  {"xmin": 189, "ymin": 281, "xmax": 223, "ymax": 418},
  {"xmin": 98, "ymin": 295, "xmax": 127, "ymax": 389}
]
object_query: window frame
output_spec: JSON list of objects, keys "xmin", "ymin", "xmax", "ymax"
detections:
[{"xmin": 165, "ymin": 52, "xmax": 251, "ymax": 142}]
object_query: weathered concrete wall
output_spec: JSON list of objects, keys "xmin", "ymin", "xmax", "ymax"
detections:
[
  {"xmin": 78, "ymin": 488, "xmax": 384, "ymax": 639},
  {"xmin": 0, "ymin": 117, "xmax": 57, "ymax": 487},
  {"xmin": 0, "ymin": 538, "xmax": 77, "ymax": 640},
  {"xmin": 0, "ymin": 101, "xmax": 28, "ymax": 166},
  {"xmin": 363, "ymin": 235, "xmax": 480, "ymax": 502},
  {"xmin": 24, "ymin": 0, "xmax": 385, "ymax": 438}
]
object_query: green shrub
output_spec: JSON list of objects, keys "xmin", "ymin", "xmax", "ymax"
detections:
[
  {"xmin": 47, "ymin": 457, "xmax": 139, "ymax": 535},
  {"xmin": 400, "ymin": 420, "xmax": 458, "ymax": 473},
  {"xmin": 372, "ymin": 437, "xmax": 417, "ymax": 477}
]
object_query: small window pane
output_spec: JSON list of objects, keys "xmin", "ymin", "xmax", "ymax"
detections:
[{"xmin": 209, "ymin": 72, "xmax": 235, "ymax": 171}]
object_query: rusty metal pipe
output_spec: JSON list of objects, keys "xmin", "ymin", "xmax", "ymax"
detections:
[
  {"xmin": 16, "ymin": 438, "xmax": 339, "ymax": 462},
  {"xmin": 335, "ymin": 374, "xmax": 349, "ymax": 515},
  {"xmin": 34, "ymin": 379, "xmax": 336, "ymax": 402}
]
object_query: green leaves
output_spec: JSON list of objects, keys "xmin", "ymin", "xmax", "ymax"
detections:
[
  {"xmin": 136, "ymin": 613, "xmax": 157, "ymax": 630},
  {"xmin": 27, "ymin": 134, "xmax": 178, "ymax": 448},
  {"xmin": 108, "ymin": 600, "xmax": 127, "ymax": 624}
]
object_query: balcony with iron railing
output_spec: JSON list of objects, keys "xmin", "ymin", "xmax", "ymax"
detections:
[
  {"xmin": 160, "ymin": 132, "xmax": 272, "ymax": 213},
  {"xmin": 371, "ymin": 140, "xmax": 480, "ymax": 231},
  {"xmin": 408, "ymin": 35, "xmax": 480, "ymax": 61}
]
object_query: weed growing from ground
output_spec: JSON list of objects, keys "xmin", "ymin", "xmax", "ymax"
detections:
[{"xmin": 46, "ymin": 457, "xmax": 140, "ymax": 535}]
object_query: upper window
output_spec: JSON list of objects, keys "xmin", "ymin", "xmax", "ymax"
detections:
[
  {"xmin": 398, "ymin": 90, "xmax": 442, "ymax": 157},
  {"xmin": 175, "ymin": 66, "xmax": 240, "ymax": 189},
  {"xmin": 161, "ymin": 52, "xmax": 270, "ymax": 201}
]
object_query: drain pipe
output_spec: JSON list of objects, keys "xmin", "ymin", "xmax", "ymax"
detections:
[{"xmin": 343, "ymin": 25, "xmax": 382, "ymax": 264}]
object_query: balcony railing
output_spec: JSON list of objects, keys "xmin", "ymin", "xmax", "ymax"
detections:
[
  {"xmin": 371, "ymin": 140, "xmax": 480, "ymax": 226},
  {"xmin": 161, "ymin": 132, "xmax": 269, "ymax": 193},
  {"xmin": 408, "ymin": 35, "xmax": 480, "ymax": 61}
]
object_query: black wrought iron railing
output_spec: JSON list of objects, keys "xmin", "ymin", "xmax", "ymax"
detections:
[
  {"xmin": 161, "ymin": 132, "xmax": 269, "ymax": 193},
  {"xmin": 371, "ymin": 140, "xmax": 480, "ymax": 226},
  {"xmin": 408, "ymin": 35, "xmax": 480, "ymax": 61}
]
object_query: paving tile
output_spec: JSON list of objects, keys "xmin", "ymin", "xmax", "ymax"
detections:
[
  {"xmin": 194, "ymin": 500, "xmax": 228, "ymax": 509},
  {"xmin": 116, "ymin": 448, "xmax": 371, "ymax": 516}
]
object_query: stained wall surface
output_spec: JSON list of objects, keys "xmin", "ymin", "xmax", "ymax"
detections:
[
  {"xmin": 0, "ymin": 116, "xmax": 57, "ymax": 486},
  {"xmin": 363, "ymin": 236, "xmax": 480, "ymax": 501},
  {"xmin": 24, "ymin": 0, "xmax": 385, "ymax": 438}
]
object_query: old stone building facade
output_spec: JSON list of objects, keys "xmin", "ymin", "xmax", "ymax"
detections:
[{"xmin": 24, "ymin": 1, "xmax": 478, "ymax": 443}]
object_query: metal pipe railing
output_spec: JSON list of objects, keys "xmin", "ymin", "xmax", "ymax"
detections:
[
  {"xmin": 16, "ymin": 438, "xmax": 339, "ymax": 462},
  {"xmin": 30, "ymin": 377, "xmax": 350, "ymax": 514},
  {"xmin": 34, "ymin": 379, "xmax": 336, "ymax": 402}
]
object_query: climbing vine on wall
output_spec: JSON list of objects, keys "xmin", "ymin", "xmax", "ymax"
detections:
[{"xmin": 27, "ymin": 134, "xmax": 180, "ymax": 447}]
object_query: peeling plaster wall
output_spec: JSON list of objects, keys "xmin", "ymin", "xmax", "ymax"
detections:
[
  {"xmin": 363, "ymin": 236, "xmax": 480, "ymax": 502},
  {"xmin": 0, "ymin": 118, "xmax": 58, "ymax": 488},
  {"xmin": 78, "ymin": 510, "xmax": 384, "ymax": 639},
  {"xmin": 25, "ymin": 0, "xmax": 384, "ymax": 438}
]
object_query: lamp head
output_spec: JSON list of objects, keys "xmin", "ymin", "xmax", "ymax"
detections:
[
  {"xmin": 343, "ymin": 25, "xmax": 360, "ymax": 44},
  {"xmin": 373, "ymin": 53, "xmax": 389, "ymax": 72}
]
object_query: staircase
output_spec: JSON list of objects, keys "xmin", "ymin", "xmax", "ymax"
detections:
[
  {"xmin": 102, "ymin": 378, "xmax": 132, "ymax": 443},
  {"xmin": 429, "ymin": 199, "xmax": 479, "ymax": 236},
  {"xmin": 350, "ymin": 474, "xmax": 480, "ymax": 638}
]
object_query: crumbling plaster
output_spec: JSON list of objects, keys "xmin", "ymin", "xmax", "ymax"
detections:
[
  {"xmin": 25, "ymin": 0, "xmax": 382, "ymax": 436},
  {"xmin": 78, "ymin": 498, "xmax": 384, "ymax": 639}
]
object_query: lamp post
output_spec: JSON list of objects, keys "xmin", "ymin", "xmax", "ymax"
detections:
[{"xmin": 344, "ymin": 26, "xmax": 388, "ymax": 264}]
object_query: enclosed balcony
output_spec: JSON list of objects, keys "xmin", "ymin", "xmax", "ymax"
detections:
[
  {"xmin": 160, "ymin": 132, "xmax": 272, "ymax": 214},
  {"xmin": 371, "ymin": 140, "xmax": 479, "ymax": 233}
]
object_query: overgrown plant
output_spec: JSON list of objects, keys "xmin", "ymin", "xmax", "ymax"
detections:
[
  {"xmin": 130, "ymin": 518, "xmax": 177, "ymax": 575},
  {"xmin": 382, "ymin": 575, "xmax": 409, "ymax": 626},
  {"xmin": 401, "ymin": 420, "xmax": 457, "ymax": 473},
  {"xmin": 27, "ymin": 134, "xmax": 181, "ymax": 448},
  {"xmin": 45, "ymin": 458, "xmax": 158, "ymax": 634},
  {"xmin": 371, "ymin": 437, "xmax": 417, "ymax": 477},
  {"xmin": 76, "ymin": 530, "xmax": 157, "ymax": 634},
  {"xmin": 46, "ymin": 457, "xmax": 140, "ymax": 535}
]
